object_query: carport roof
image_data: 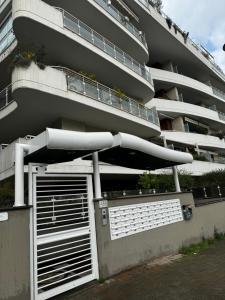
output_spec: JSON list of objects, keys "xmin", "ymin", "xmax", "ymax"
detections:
[{"xmin": 24, "ymin": 128, "xmax": 193, "ymax": 170}]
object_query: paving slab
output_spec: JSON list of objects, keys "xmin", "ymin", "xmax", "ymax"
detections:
[{"xmin": 54, "ymin": 240, "xmax": 225, "ymax": 300}]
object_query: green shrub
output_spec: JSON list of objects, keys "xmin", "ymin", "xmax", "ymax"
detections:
[
  {"xmin": 138, "ymin": 170, "xmax": 194, "ymax": 191},
  {"xmin": 194, "ymin": 169, "xmax": 225, "ymax": 187}
]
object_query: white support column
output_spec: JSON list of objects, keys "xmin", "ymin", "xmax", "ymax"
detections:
[
  {"xmin": 92, "ymin": 152, "xmax": 102, "ymax": 199},
  {"xmin": 14, "ymin": 143, "xmax": 31, "ymax": 207},
  {"xmin": 172, "ymin": 166, "xmax": 181, "ymax": 193}
]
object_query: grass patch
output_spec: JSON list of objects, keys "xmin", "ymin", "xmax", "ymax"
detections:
[
  {"xmin": 214, "ymin": 231, "xmax": 225, "ymax": 241},
  {"xmin": 179, "ymin": 231, "xmax": 225, "ymax": 256},
  {"xmin": 179, "ymin": 239, "xmax": 214, "ymax": 256},
  {"xmin": 98, "ymin": 278, "xmax": 105, "ymax": 284}
]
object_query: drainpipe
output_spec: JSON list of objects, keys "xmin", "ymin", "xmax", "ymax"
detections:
[
  {"xmin": 172, "ymin": 166, "xmax": 181, "ymax": 193},
  {"xmin": 14, "ymin": 143, "xmax": 31, "ymax": 207},
  {"xmin": 92, "ymin": 152, "xmax": 102, "ymax": 199}
]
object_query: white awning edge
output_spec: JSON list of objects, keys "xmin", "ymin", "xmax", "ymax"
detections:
[
  {"xmin": 113, "ymin": 132, "xmax": 193, "ymax": 164},
  {"xmin": 46, "ymin": 128, "xmax": 114, "ymax": 150}
]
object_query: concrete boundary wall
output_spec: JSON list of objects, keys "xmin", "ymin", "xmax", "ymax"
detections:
[
  {"xmin": 1, "ymin": 193, "xmax": 225, "ymax": 299},
  {"xmin": 95, "ymin": 192, "xmax": 225, "ymax": 278},
  {"xmin": 0, "ymin": 208, "xmax": 30, "ymax": 300}
]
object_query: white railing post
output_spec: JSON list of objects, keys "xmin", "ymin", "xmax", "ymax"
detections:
[
  {"xmin": 92, "ymin": 152, "xmax": 102, "ymax": 199},
  {"xmin": 5, "ymin": 87, "xmax": 8, "ymax": 105},
  {"xmin": 172, "ymin": 166, "xmax": 181, "ymax": 193},
  {"xmin": 14, "ymin": 143, "xmax": 31, "ymax": 207}
]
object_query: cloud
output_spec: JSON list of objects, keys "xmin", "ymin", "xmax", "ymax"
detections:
[{"xmin": 162, "ymin": 0, "xmax": 225, "ymax": 71}]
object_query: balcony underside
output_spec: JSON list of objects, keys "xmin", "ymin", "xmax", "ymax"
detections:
[
  {"xmin": 13, "ymin": 8, "xmax": 154, "ymax": 101},
  {"xmin": 42, "ymin": 0, "xmax": 149, "ymax": 63},
  {"xmin": 163, "ymin": 131, "xmax": 225, "ymax": 153},
  {"xmin": 153, "ymin": 100, "xmax": 225, "ymax": 132},
  {"xmin": 124, "ymin": 0, "xmax": 225, "ymax": 83},
  {"xmin": 0, "ymin": 83, "xmax": 160, "ymax": 144}
]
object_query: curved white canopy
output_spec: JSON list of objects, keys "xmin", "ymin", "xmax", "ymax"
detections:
[
  {"xmin": 113, "ymin": 132, "xmax": 193, "ymax": 164},
  {"xmin": 25, "ymin": 128, "xmax": 193, "ymax": 169}
]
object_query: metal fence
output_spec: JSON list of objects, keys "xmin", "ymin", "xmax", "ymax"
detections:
[
  {"xmin": 192, "ymin": 185, "xmax": 225, "ymax": 206},
  {"xmin": 94, "ymin": 0, "xmax": 147, "ymax": 47},
  {"xmin": 0, "ymin": 16, "xmax": 16, "ymax": 56},
  {"xmin": 53, "ymin": 66, "xmax": 159, "ymax": 126},
  {"xmin": 0, "ymin": 85, "xmax": 14, "ymax": 110},
  {"xmin": 58, "ymin": 8, "xmax": 152, "ymax": 83},
  {"xmin": 102, "ymin": 188, "xmax": 176, "ymax": 199}
]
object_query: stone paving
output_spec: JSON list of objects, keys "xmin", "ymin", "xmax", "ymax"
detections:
[{"xmin": 54, "ymin": 240, "xmax": 225, "ymax": 300}]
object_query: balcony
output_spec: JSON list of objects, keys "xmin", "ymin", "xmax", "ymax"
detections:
[
  {"xmin": 151, "ymin": 68, "xmax": 213, "ymax": 98},
  {"xmin": 42, "ymin": 0, "xmax": 148, "ymax": 62},
  {"xmin": 162, "ymin": 131, "xmax": 225, "ymax": 151},
  {"xmin": 94, "ymin": 0, "xmax": 147, "ymax": 48},
  {"xmin": 129, "ymin": 0, "xmax": 225, "ymax": 82},
  {"xmin": 62, "ymin": 9, "xmax": 151, "ymax": 83},
  {"xmin": 0, "ymin": 84, "xmax": 13, "ymax": 109},
  {"xmin": 149, "ymin": 99, "xmax": 225, "ymax": 131},
  {"xmin": 61, "ymin": 67, "xmax": 159, "ymax": 126},
  {"xmin": 0, "ymin": 84, "xmax": 17, "ymax": 120},
  {"xmin": 0, "ymin": 63, "xmax": 160, "ymax": 143},
  {"xmin": 13, "ymin": 0, "xmax": 154, "ymax": 100},
  {"xmin": 212, "ymin": 86, "xmax": 225, "ymax": 102}
]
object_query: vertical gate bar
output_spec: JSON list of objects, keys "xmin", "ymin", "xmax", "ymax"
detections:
[{"xmin": 87, "ymin": 175, "xmax": 99, "ymax": 280}]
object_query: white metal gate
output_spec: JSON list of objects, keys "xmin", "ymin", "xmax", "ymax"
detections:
[{"xmin": 30, "ymin": 171, "xmax": 99, "ymax": 300}]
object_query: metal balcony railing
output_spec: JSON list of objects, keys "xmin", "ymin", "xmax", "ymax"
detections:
[
  {"xmin": 94, "ymin": 0, "xmax": 147, "ymax": 48},
  {"xmin": 0, "ymin": 84, "xmax": 14, "ymax": 110},
  {"xmin": 54, "ymin": 67, "xmax": 159, "ymax": 126},
  {"xmin": 57, "ymin": 8, "xmax": 152, "ymax": 83},
  {"xmin": 0, "ymin": 28, "xmax": 15, "ymax": 55},
  {"xmin": 0, "ymin": 0, "xmax": 6, "ymax": 7},
  {"xmin": 218, "ymin": 111, "xmax": 225, "ymax": 122},
  {"xmin": 212, "ymin": 86, "xmax": 225, "ymax": 101}
]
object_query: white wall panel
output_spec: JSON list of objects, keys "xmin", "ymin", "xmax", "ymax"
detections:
[{"xmin": 109, "ymin": 199, "xmax": 183, "ymax": 240}]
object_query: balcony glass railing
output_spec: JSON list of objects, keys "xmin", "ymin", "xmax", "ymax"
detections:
[
  {"xmin": 54, "ymin": 67, "xmax": 159, "ymax": 126},
  {"xmin": 0, "ymin": 15, "xmax": 16, "ymax": 55},
  {"xmin": 218, "ymin": 111, "xmax": 225, "ymax": 122},
  {"xmin": 94, "ymin": 0, "xmax": 147, "ymax": 48},
  {"xmin": 212, "ymin": 86, "xmax": 225, "ymax": 101},
  {"xmin": 58, "ymin": 8, "xmax": 151, "ymax": 83},
  {"xmin": 0, "ymin": 85, "xmax": 13, "ymax": 110},
  {"xmin": 0, "ymin": 0, "xmax": 6, "ymax": 7}
]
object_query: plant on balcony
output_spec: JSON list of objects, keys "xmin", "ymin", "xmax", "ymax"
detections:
[
  {"xmin": 213, "ymin": 131, "xmax": 224, "ymax": 140},
  {"xmin": 152, "ymin": 0, "xmax": 163, "ymax": 12},
  {"xmin": 114, "ymin": 87, "xmax": 127, "ymax": 99},
  {"xmin": 182, "ymin": 31, "xmax": 189, "ymax": 44},
  {"xmin": 11, "ymin": 44, "xmax": 46, "ymax": 70},
  {"xmin": 79, "ymin": 71, "xmax": 96, "ymax": 81},
  {"xmin": 166, "ymin": 17, "xmax": 173, "ymax": 29}
]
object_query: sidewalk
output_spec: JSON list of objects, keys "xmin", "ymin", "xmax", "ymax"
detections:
[{"xmin": 54, "ymin": 240, "xmax": 225, "ymax": 300}]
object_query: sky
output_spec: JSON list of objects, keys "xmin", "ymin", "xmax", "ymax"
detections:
[{"xmin": 162, "ymin": 0, "xmax": 225, "ymax": 72}]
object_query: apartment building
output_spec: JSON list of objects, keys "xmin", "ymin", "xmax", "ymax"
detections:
[{"xmin": 0, "ymin": 0, "xmax": 224, "ymax": 299}]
